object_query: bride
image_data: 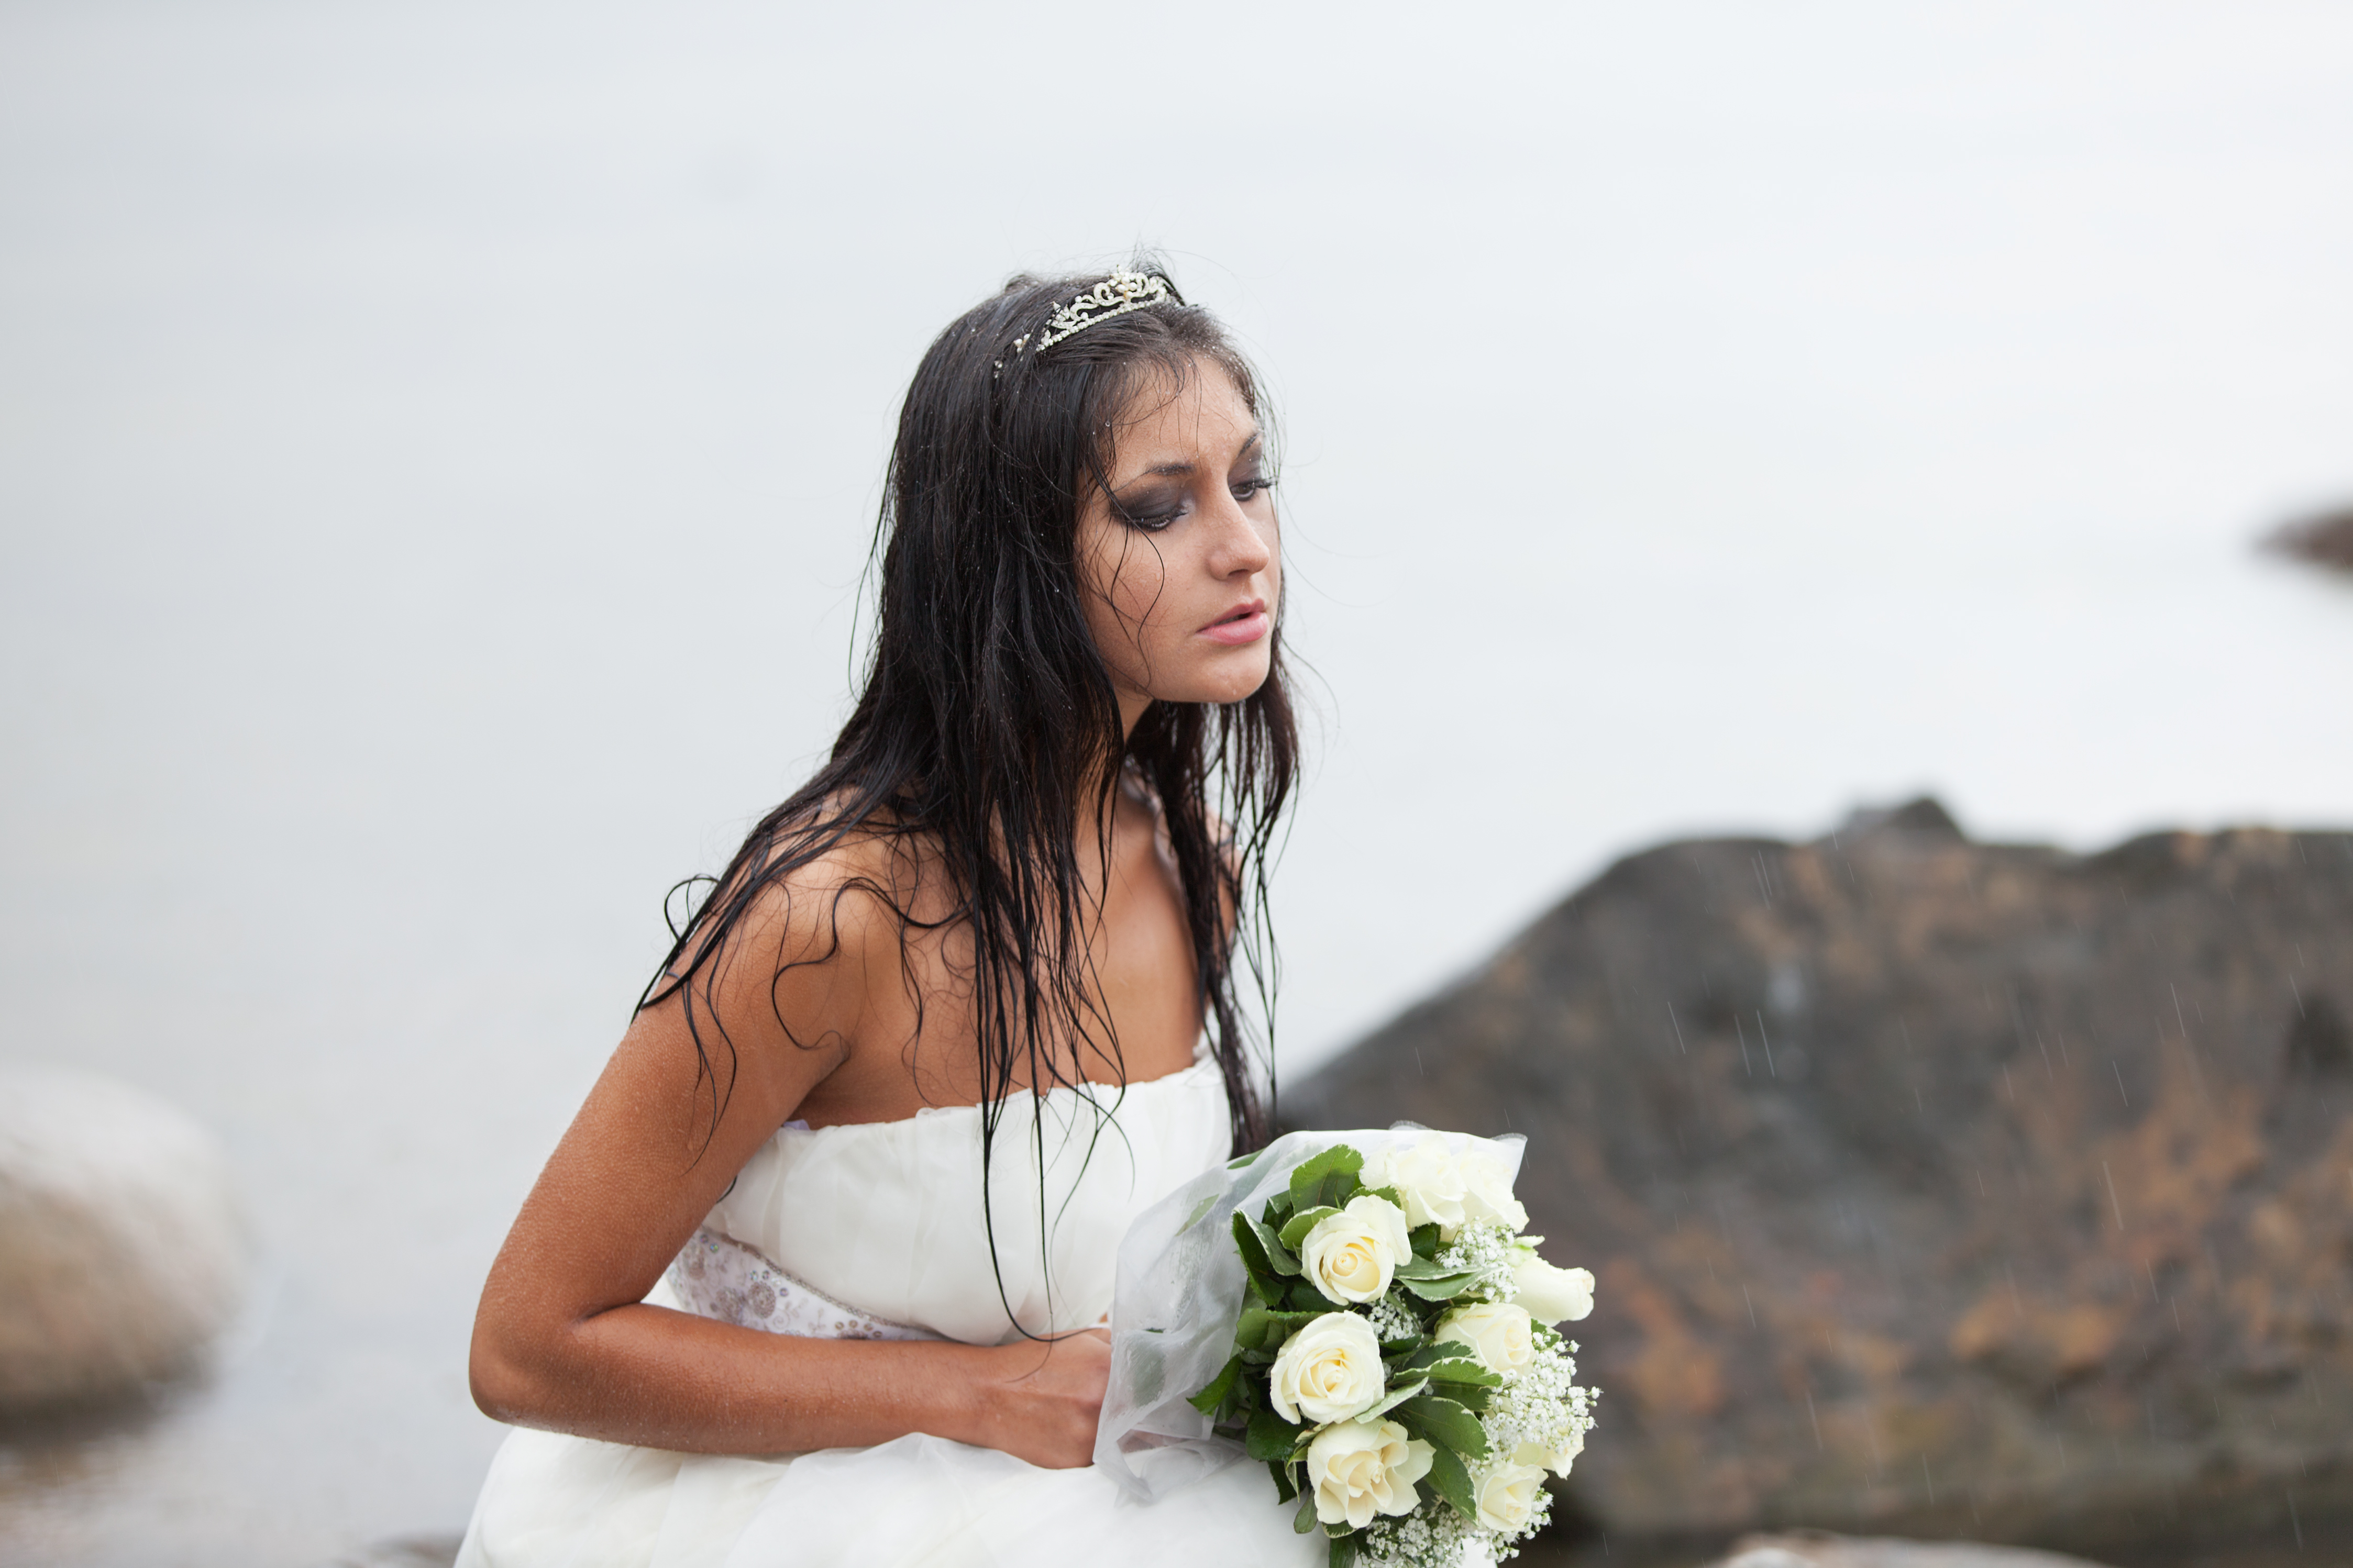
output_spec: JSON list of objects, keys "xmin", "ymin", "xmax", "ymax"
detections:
[{"xmin": 458, "ymin": 262, "xmax": 1325, "ymax": 1565}]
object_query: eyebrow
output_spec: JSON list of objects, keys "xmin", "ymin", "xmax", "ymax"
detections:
[{"xmin": 1119, "ymin": 431, "xmax": 1264, "ymax": 483}]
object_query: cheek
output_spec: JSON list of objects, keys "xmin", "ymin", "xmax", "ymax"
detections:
[
  {"xmin": 1074, "ymin": 525, "xmax": 1170, "ymax": 680},
  {"xmin": 1085, "ymin": 536, "xmax": 1169, "ymax": 640},
  {"xmin": 1110, "ymin": 542, "xmax": 1169, "ymax": 626}
]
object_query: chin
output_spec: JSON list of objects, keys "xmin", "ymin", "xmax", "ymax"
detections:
[
  {"xmin": 1131, "ymin": 641, "xmax": 1273, "ymax": 710},
  {"xmin": 1165, "ymin": 668, "xmax": 1273, "ymax": 709}
]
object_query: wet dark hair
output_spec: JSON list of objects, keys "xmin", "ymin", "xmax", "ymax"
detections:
[{"xmin": 643, "ymin": 256, "xmax": 1297, "ymax": 1253}]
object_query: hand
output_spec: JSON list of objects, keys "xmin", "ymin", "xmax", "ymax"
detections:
[{"xmin": 965, "ymin": 1328, "xmax": 1111, "ymax": 1470}]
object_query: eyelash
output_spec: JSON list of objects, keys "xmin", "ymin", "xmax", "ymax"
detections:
[{"xmin": 1120, "ymin": 477, "xmax": 1276, "ymax": 535}]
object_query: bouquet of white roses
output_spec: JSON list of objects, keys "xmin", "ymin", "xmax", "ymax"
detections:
[{"xmin": 1184, "ymin": 1135, "xmax": 1598, "ymax": 1568}]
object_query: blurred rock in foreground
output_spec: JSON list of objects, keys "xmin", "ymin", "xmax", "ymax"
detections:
[
  {"xmin": 322, "ymin": 1534, "xmax": 463, "ymax": 1568},
  {"xmin": 1287, "ymin": 803, "xmax": 2352, "ymax": 1558},
  {"xmin": 1706, "ymin": 1533, "xmax": 2112, "ymax": 1568},
  {"xmin": 2264, "ymin": 505, "xmax": 2353, "ymax": 572},
  {"xmin": 0, "ymin": 1070, "xmax": 249, "ymax": 1413}
]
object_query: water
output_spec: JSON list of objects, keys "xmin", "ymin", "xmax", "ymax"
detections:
[{"xmin": 2, "ymin": 2, "xmax": 2349, "ymax": 1561}]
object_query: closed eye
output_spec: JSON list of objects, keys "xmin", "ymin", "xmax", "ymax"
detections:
[{"xmin": 1113, "ymin": 499, "xmax": 1185, "ymax": 533}]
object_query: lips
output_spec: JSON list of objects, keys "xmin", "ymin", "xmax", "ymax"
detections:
[{"xmin": 1199, "ymin": 598, "xmax": 1270, "ymax": 647}]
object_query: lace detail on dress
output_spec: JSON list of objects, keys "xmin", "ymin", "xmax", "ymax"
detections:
[{"xmin": 668, "ymin": 1227, "xmax": 935, "ymax": 1341}]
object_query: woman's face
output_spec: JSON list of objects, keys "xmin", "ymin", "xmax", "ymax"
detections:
[{"xmin": 1075, "ymin": 359, "xmax": 1279, "ymax": 728}]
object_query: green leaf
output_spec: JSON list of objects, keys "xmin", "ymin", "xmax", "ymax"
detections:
[
  {"xmin": 1364, "ymin": 1376, "xmax": 1428, "ymax": 1418},
  {"xmin": 1418, "ymin": 1354, "xmax": 1503, "ymax": 1388},
  {"xmin": 1287, "ymin": 1144, "xmax": 1365, "ymax": 1214},
  {"xmin": 1286, "ymin": 1278, "xmax": 1337, "ymax": 1312},
  {"xmin": 1234, "ymin": 1241, "xmax": 1294, "ymax": 1310},
  {"xmin": 1278, "ymin": 1205, "xmax": 1341, "ymax": 1250},
  {"xmin": 1391, "ymin": 1394, "xmax": 1490, "ymax": 1462},
  {"xmin": 1397, "ymin": 1271, "xmax": 1481, "ymax": 1301},
  {"xmin": 1187, "ymin": 1352, "xmax": 1244, "ymax": 1415},
  {"xmin": 1392, "ymin": 1255, "xmax": 1457, "ymax": 1281},
  {"xmin": 1294, "ymin": 1492, "xmax": 1320, "ymax": 1534},
  {"xmin": 1235, "ymin": 1305, "xmax": 1321, "ymax": 1351},
  {"xmin": 1270, "ymin": 1458, "xmax": 1299, "ymax": 1503},
  {"xmin": 1247, "ymin": 1407, "xmax": 1308, "ymax": 1461},
  {"xmin": 1424, "ymin": 1440, "xmax": 1477, "ymax": 1521},
  {"xmin": 1181, "ymin": 1192, "xmax": 1223, "ymax": 1231},
  {"xmin": 1238, "ymin": 1208, "xmax": 1303, "ymax": 1277},
  {"xmin": 1410, "ymin": 1222, "xmax": 1442, "ymax": 1259},
  {"xmin": 1329, "ymin": 1533, "xmax": 1361, "ymax": 1568},
  {"xmin": 1233, "ymin": 1210, "xmax": 1277, "ymax": 1277}
]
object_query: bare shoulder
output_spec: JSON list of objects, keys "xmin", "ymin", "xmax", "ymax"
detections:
[
  {"xmin": 611, "ymin": 816, "xmax": 954, "ymax": 1135},
  {"xmin": 680, "ymin": 805, "xmax": 942, "ymax": 964}
]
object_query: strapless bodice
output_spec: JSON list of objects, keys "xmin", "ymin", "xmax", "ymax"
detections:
[
  {"xmin": 681, "ymin": 1048, "xmax": 1232, "ymax": 1345},
  {"xmin": 458, "ymin": 1046, "xmax": 1322, "ymax": 1568}
]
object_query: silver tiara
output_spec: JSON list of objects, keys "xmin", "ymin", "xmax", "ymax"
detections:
[{"xmin": 1012, "ymin": 270, "xmax": 1176, "ymax": 357}]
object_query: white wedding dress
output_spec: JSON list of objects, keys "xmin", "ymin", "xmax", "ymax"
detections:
[{"xmin": 456, "ymin": 1046, "xmax": 1322, "ymax": 1567}]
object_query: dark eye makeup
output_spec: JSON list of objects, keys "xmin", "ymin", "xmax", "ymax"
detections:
[
  {"xmin": 1108, "ymin": 461, "xmax": 1276, "ymax": 533},
  {"xmin": 1111, "ymin": 486, "xmax": 1187, "ymax": 532}
]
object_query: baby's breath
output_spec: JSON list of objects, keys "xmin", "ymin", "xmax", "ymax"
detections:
[
  {"xmin": 1479, "ymin": 1335, "xmax": 1596, "ymax": 1469},
  {"xmin": 1432, "ymin": 1221, "xmax": 1520, "ymax": 1302},
  {"xmin": 1365, "ymin": 1289, "xmax": 1422, "ymax": 1341},
  {"xmin": 1356, "ymin": 1498, "xmax": 1486, "ymax": 1568}
]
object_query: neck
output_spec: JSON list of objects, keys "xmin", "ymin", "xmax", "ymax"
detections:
[{"xmin": 1077, "ymin": 693, "xmax": 1151, "ymax": 846}]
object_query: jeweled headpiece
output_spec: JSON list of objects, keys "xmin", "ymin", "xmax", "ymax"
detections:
[{"xmin": 1011, "ymin": 270, "xmax": 1177, "ymax": 357}]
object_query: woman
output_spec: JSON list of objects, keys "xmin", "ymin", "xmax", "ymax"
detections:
[{"xmin": 458, "ymin": 262, "xmax": 1325, "ymax": 1565}]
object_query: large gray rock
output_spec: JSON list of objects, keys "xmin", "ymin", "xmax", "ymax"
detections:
[
  {"xmin": 0, "ymin": 1069, "xmax": 250, "ymax": 1411},
  {"xmin": 1287, "ymin": 804, "xmax": 2352, "ymax": 1559}
]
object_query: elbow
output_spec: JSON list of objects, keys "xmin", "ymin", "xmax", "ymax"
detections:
[
  {"xmin": 469, "ymin": 1336, "xmax": 526, "ymax": 1425},
  {"xmin": 469, "ymin": 1309, "xmax": 553, "ymax": 1426},
  {"xmin": 469, "ymin": 1354, "xmax": 522, "ymax": 1426}
]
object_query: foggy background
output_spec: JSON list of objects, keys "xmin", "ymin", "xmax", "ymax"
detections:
[{"xmin": 3, "ymin": 2, "xmax": 2349, "ymax": 1562}]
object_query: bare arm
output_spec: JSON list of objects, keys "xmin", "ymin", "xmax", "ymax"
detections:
[{"xmin": 467, "ymin": 880, "xmax": 1107, "ymax": 1467}]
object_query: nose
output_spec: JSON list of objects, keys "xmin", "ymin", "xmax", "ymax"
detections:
[{"xmin": 1205, "ymin": 493, "xmax": 1274, "ymax": 580}]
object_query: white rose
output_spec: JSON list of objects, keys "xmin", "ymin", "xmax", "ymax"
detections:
[
  {"xmin": 1434, "ymin": 1302, "xmax": 1534, "ymax": 1374},
  {"xmin": 1363, "ymin": 1138, "xmax": 1468, "ymax": 1237},
  {"xmin": 1510, "ymin": 1253, "xmax": 1594, "ymax": 1325},
  {"xmin": 1514, "ymin": 1430, "xmax": 1585, "ymax": 1479},
  {"xmin": 1300, "ymin": 1194, "xmax": 1412, "ymax": 1305},
  {"xmin": 1460, "ymin": 1149, "xmax": 1529, "ymax": 1232},
  {"xmin": 1268, "ymin": 1311, "xmax": 1387, "ymax": 1426},
  {"xmin": 1474, "ymin": 1457, "xmax": 1549, "ymax": 1533},
  {"xmin": 1305, "ymin": 1417, "xmax": 1436, "ymax": 1529}
]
